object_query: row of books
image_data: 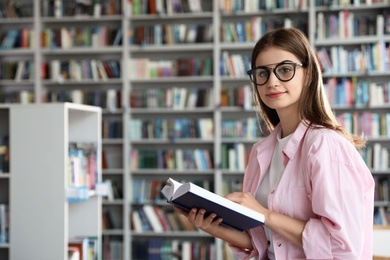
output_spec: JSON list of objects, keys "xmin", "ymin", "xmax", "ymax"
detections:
[
  {"xmin": 103, "ymin": 179, "xmax": 123, "ymax": 201},
  {"xmin": 132, "ymin": 238, "xmax": 215, "ymax": 260},
  {"xmin": 128, "ymin": 57, "xmax": 213, "ymax": 79},
  {"xmin": 131, "ymin": 205, "xmax": 199, "ymax": 232},
  {"xmin": 131, "ymin": 179, "xmax": 212, "ymax": 204},
  {"xmin": 0, "ymin": 135, "xmax": 9, "ymax": 173},
  {"xmin": 221, "ymin": 17, "xmax": 308, "ymax": 43},
  {"xmin": 219, "ymin": 0, "xmax": 308, "ymax": 12},
  {"xmin": 130, "ymin": 117, "xmax": 258, "ymax": 141},
  {"xmin": 130, "ymin": 87, "xmax": 214, "ymax": 109},
  {"xmin": 0, "ymin": 91, "xmax": 33, "ymax": 104},
  {"xmin": 41, "ymin": 27, "xmax": 122, "ymax": 49},
  {"xmin": 103, "ymin": 239, "xmax": 123, "ymax": 260},
  {"xmin": 374, "ymin": 206, "xmax": 390, "ymax": 226},
  {"xmin": 221, "ymin": 143, "xmax": 250, "ymax": 171},
  {"xmin": 0, "ymin": 204, "xmax": 9, "ymax": 244},
  {"xmin": 132, "ymin": 179, "xmax": 166, "ymax": 204},
  {"xmin": 1, "ymin": 18, "xmax": 303, "ymax": 50},
  {"xmin": 361, "ymin": 143, "xmax": 390, "ymax": 172},
  {"xmin": 42, "ymin": 59, "xmax": 121, "ymax": 81},
  {"xmin": 130, "ymin": 148, "xmax": 213, "ymax": 170},
  {"xmin": 221, "ymin": 51, "xmax": 250, "ymax": 78},
  {"xmin": 316, "ymin": 42, "xmax": 389, "ymax": 74},
  {"xmin": 0, "ymin": 1, "xmax": 31, "ymax": 18},
  {"xmin": 222, "ymin": 18, "xmax": 261, "ymax": 44},
  {"xmin": 128, "ymin": 118, "xmax": 214, "ymax": 140},
  {"xmin": 317, "ymin": 12, "xmax": 390, "ymax": 39},
  {"xmin": 0, "ymin": 29, "xmax": 34, "ymax": 49},
  {"xmin": 131, "ymin": 23, "xmax": 213, "ymax": 46},
  {"xmin": 315, "ymin": 0, "xmax": 389, "ymax": 6},
  {"xmin": 374, "ymin": 176, "xmax": 390, "ymax": 202},
  {"xmin": 220, "ymin": 85, "xmax": 253, "ymax": 109},
  {"xmin": 0, "ymin": 61, "xmax": 34, "ymax": 81},
  {"xmin": 44, "ymin": 89, "xmax": 121, "ymax": 112},
  {"xmin": 2, "ymin": 81, "xmax": 389, "ymax": 111},
  {"xmin": 130, "ymin": 0, "xmax": 206, "ymax": 16},
  {"xmin": 337, "ymin": 112, "xmax": 390, "ymax": 138},
  {"xmin": 103, "ymin": 120, "xmax": 123, "ymax": 139},
  {"xmin": 324, "ymin": 78, "xmax": 390, "ymax": 107},
  {"xmin": 44, "ymin": 85, "xmax": 246, "ymax": 112},
  {"xmin": 42, "ymin": 0, "xmax": 122, "ymax": 17},
  {"xmin": 2, "ymin": 19, "xmax": 387, "ymax": 51},
  {"xmin": 67, "ymin": 142, "xmax": 99, "ymax": 202},
  {"xmin": 102, "ymin": 143, "xmax": 250, "ymax": 172},
  {"xmin": 102, "ymin": 209, "xmax": 123, "ymax": 230},
  {"xmin": 221, "ymin": 118, "xmax": 260, "ymax": 139}
]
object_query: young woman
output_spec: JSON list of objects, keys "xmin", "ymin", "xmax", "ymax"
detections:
[{"xmin": 175, "ymin": 28, "xmax": 375, "ymax": 259}]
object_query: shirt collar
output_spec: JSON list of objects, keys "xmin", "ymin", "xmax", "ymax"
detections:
[
  {"xmin": 283, "ymin": 120, "xmax": 311, "ymax": 160},
  {"xmin": 256, "ymin": 120, "xmax": 311, "ymax": 161}
]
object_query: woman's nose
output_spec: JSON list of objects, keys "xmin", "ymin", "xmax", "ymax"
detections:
[{"xmin": 267, "ymin": 69, "xmax": 280, "ymax": 87}]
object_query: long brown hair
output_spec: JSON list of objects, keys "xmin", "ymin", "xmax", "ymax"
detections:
[{"xmin": 250, "ymin": 28, "xmax": 366, "ymax": 149}]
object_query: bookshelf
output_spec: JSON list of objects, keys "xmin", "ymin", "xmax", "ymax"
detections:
[
  {"xmin": 0, "ymin": 0, "xmax": 389, "ymax": 259},
  {"xmin": 313, "ymin": 1, "xmax": 390, "ymax": 257}
]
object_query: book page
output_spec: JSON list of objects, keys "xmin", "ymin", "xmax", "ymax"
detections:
[{"xmin": 160, "ymin": 177, "xmax": 183, "ymax": 201}]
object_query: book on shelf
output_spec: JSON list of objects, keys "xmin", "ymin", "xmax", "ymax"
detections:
[
  {"xmin": 142, "ymin": 204, "xmax": 164, "ymax": 232},
  {"xmin": 68, "ymin": 237, "xmax": 98, "ymax": 260},
  {"xmin": 160, "ymin": 177, "xmax": 265, "ymax": 232},
  {"xmin": 68, "ymin": 246, "xmax": 81, "ymax": 260},
  {"xmin": 103, "ymin": 239, "xmax": 123, "ymax": 260},
  {"xmin": 0, "ymin": 135, "xmax": 9, "ymax": 174},
  {"xmin": 0, "ymin": 204, "xmax": 9, "ymax": 243}
]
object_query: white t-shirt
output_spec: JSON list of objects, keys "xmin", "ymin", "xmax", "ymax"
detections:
[{"xmin": 255, "ymin": 132, "xmax": 291, "ymax": 259}]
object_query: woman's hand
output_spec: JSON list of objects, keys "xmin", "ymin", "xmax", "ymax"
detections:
[
  {"xmin": 173, "ymin": 206, "xmax": 223, "ymax": 233},
  {"xmin": 225, "ymin": 192, "xmax": 270, "ymax": 220},
  {"xmin": 173, "ymin": 202, "xmax": 254, "ymax": 250}
]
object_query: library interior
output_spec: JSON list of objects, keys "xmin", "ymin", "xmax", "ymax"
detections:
[{"xmin": 0, "ymin": 0, "xmax": 389, "ymax": 259}]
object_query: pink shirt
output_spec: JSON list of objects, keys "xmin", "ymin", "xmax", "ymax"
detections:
[{"xmin": 230, "ymin": 121, "xmax": 375, "ymax": 259}]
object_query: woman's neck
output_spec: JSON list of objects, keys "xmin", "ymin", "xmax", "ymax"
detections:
[{"xmin": 278, "ymin": 111, "xmax": 300, "ymax": 138}]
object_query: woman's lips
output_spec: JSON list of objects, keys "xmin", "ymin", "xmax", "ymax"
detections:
[{"xmin": 266, "ymin": 92, "xmax": 285, "ymax": 98}]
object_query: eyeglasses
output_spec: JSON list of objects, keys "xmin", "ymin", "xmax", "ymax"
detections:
[{"xmin": 247, "ymin": 62, "xmax": 303, "ymax": 86}]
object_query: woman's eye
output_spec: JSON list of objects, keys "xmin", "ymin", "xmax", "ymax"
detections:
[
  {"xmin": 278, "ymin": 66, "xmax": 293, "ymax": 74},
  {"xmin": 258, "ymin": 71, "xmax": 268, "ymax": 77}
]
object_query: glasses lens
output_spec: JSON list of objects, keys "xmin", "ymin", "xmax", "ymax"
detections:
[
  {"xmin": 252, "ymin": 68, "xmax": 269, "ymax": 85},
  {"xmin": 275, "ymin": 63, "xmax": 295, "ymax": 81}
]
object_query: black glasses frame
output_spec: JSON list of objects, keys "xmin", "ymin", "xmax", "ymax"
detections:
[{"xmin": 247, "ymin": 62, "xmax": 303, "ymax": 86}]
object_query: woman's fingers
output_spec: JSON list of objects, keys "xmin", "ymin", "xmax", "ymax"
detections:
[{"xmin": 188, "ymin": 208, "xmax": 223, "ymax": 229}]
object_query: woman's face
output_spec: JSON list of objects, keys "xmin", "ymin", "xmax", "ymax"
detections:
[{"xmin": 254, "ymin": 47, "xmax": 305, "ymax": 117}]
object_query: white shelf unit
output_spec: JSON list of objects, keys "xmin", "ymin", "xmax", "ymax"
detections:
[
  {"xmin": 6, "ymin": 103, "xmax": 102, "ymax": 260},
  {"xmin": 0, "ymin": 0, "xmax": 389, "ymax": 259}
]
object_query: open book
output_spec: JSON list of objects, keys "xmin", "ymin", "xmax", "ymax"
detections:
[{"xmin": 160, "ymin": 177, "xmax": 265, "ymax": 232}]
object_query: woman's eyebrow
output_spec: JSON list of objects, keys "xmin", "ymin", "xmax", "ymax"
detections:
[{"xmin": 255, "ymin": 60, "xmax": 294, "ymax": 68}]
